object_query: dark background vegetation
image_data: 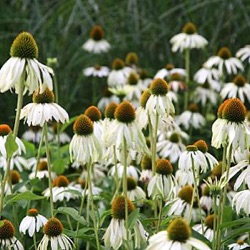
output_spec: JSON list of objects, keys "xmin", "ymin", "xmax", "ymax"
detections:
[{"xmin": 0, "ymin": 0, "xmax": 250, "ymax": 132}]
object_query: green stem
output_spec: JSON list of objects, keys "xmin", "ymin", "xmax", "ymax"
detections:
[
  {"xmin": 217, "ymin": 145, "xmax": 232, "ymax": 250},
  {"xmin": 184, "ymin": 48, "xmax": 190, "ymax": 111},
  {"xmin": 63, "ymin": 200, "xmax": 73, "ymax": 230},
  {"xmin": 0, "ymin": 80, "xmax": 24, "ymax": 214},
  {"xmin": 156, "ymin": 198, "xmax": 162, "ymax": 231},
  {"xmin": 190, "ymin": 156, "xmax": 204, "ymax": 233},
  {"xmin": 122, "ymin": 136, "xmax": 129, "ymax": 243},
  {"xmin": 33, "ymin": 232, "xmax": 38, "ymax": 250},
  {"xmin": 87, "ymin": 162, "xmax": 101, "ymax": 250},
  {"xmin": 113, "ymin": 145, "xmax": 119, "ymax": 195},
  {"xmin": 212, "ymin": 194, "xmax": 218, "ymax": 250},
  {"xmin": 44, "ymin": 122, "xmax": 54, "ymax": 217},
  {"xmin": 75, "ymin": 181, "xmax": 87, "ymax": 248}
]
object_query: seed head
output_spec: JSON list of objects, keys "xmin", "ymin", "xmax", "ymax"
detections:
[
  {"xmin": 204, "ymin": 214, "xmax": 214, "ymax": 229},
  {"xmin": 90, "ymin": 25, "xmax": 105, "ymax": 41},
  {"xmin": 10, "ymin": 32, "xmax": 38, "ymax": 59},
  {"xmin": 141, "ymin": 155, "xmax": 152, "ymax": 170},
  {"xmin": 156, "ymin": 159, "xmax": 173, "ymax": 176},
  {"xmin": 194, "ymin": 140, "xmax": 208, "ymax": 153},
  {"xmin": 178, "ymin": 185, "xmax": 193, "ymax": 204},
  {"xmin": 222, "ymin": 98, "xmax": 246, "ymax": 123},
  {"xmin": 104, "ymin": 102, "xmax": 118, "ymax": 119},
  {"xmin": 0, "ymin": 124, "xmax": 12, "ymax": 136},
  {"xmin": 127, "ymin": 177, "xmax": 137, "ymax": 191},
  {"xmin": 127, "ymin": 72, "xmax": 139, "ymax": 85},
  {"xmin": 53, "ymin": 175, "xmax": 69, "ymax": 187},
  {"xmin": 217, "ymin": 47, "xmax": 232, "ymax": 59},
  {"xmin": 27, "ymin": 208, "xmax": 39, "ymax": 217},
  {"xmin": 182, "ymin": 22, "xmax": 197, "ymax": 34},
  {"xmin": 233, "ymin": 75, "xmax": 246, "ymax": 87},
  {"xmin": 138, "ymin": 89, "xmax": 150, "ymax": 108},
  {"xmin": 167, "ymin": 218, "xmax": 191, "ymax": 242},
  {"xmin": 115, "ymin": 101, "xmax": 135, "ymax": 123},
  {"xmin": 43, "ymin": 218, "xmax": 63, "ymax": 237},
  {"xmin": 125, "ymin": 52, "xmax": 139, "ymax": 65},
  {"xmin": 112, "ymin": 58, "xmax": 125, "ymax": 70},
  {"xmin": 111, "ymin": 195, "xmax": 135, "ymax": 220},
  {"xmin": 73, "ymin": 114, "xmax": 93, "ymax": 136},
  {"xmin": 0, "ymin": 220, "xmax": 15, "ymax": 239},
  {"xmin": 10, "ymin": 170, "xmax": 21, "ymax": 185},
  {"xmin": 84, "ymin": 106, "xmax": 102, "ymax": 122},
  {"xmin": 32, "ymin": 88, "xmax": 54, "ymax": 104},
  {"xmin": 150, "ymin": 78, "xmax": 169, "ymax": 96}
]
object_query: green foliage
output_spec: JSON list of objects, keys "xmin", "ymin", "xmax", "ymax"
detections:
[{"xmin": 5, "ymin": 132, "xmax": 18, "ymax": 159}]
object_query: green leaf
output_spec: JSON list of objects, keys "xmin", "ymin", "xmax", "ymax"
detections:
[
  {"xmin": 5, "ymin": 132, "xmax": 18, "ymax": 159},
  {"xmin": 192, "ymin": 229, "xmax": 212, "ymax": 248},
  {"xmin": 220, "ymin": 217, "xmax": 250, "ymax": 229},
  {"xmin": 56, "ymin": 207, "xmax": 87, "ymax": 225},
  {"xmin": 99, "ymin": 209, "xmax": 111, "ymax": 226},
  {"xmin": 128, "ymin": 208, "xmax": 139, "ymax": 230},
  {"xmin": 4, "ymin": 191, "xmax": 45, "ymax": 205},
  {"xmin": 52, "ymin": 158, "xmax": 67, "ymax": 175},
  {"xmin": 222, "ymin": 226, "xmax": 250, "ymax": 244},
  {"xmin": 21, "ymin": 139, "xmax": 35, "ymax": 157}
]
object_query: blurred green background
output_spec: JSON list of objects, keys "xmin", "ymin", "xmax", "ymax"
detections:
[{"xmin": 0, "ymin": 0, "xmax": 250, "ymax": 130}]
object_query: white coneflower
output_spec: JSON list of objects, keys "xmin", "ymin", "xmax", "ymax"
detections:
[
  {"xmin": 194, "ymin": 65, "xmax": 222, "ymax": 91},
  {"xmin": 135, "ymin": 89, "xmax": 151, "ymax": 130},
  {"xmin": 82, "ymin": 25, "xmax": 111, "ymax": 54},
  {"xmin": 175, "ymin": 169, "xmax": 194, "ymax": 187},
  {"xmin": 148, "ymin": 159, "xmax": 176, "ymax": 200},
  {"xmin": 211, "ymin": 98, "xmax": 250, "ymax": 157},
  {"xmin": 176, "ymin": 103, "xmax": 205, "ymax": 130},
  {"xmin": 0, "ymin": 32, "xmax": 53, "ymax": 94},
  {"xmin": 0, "ymin": 124, "xmax": 26, "ymax": 159},
  {"xmin": 29, "ymin": 159, "xmax": 57, "ymax": 180},
  {"xmin": 19, "ymin": 208, "xmax": 47, "ymax": 237},
  {"xmin": 109, "ymin": 162, "xmax": 140, "ymax": 181},
  {"xmin": 228, "ymin": 239, "xmax": 250, "ymax": 250},
  {"xmin": 43, "ymin": 175, "xmax": 77, "ymax": 202},
  {"xmin": 154, "ymin": 63, "xmax": 186, "ymax": 80},
  {"xmin": 178, "ymin": 145, "xmax": 207, "ymax": 174},
  {"xmin": 74, "ymin": 178, "xmax": 102, "ymax": 196},
  {"xmin": 0, "ymin": 219, "xmax": 24, "ymax": 250},
  {"xmin": 22, "ymin": 125, "xmax": 53, "ymax": 143},
  {"xmin": 200, "ymin": 184, "xmax": 213, "ymax": 212},
  {"xmin": 127, "ymin": 176, "xmax": 146, "ymax": 202},
  {"xmin": 193, "ymin": 82, "xmax": 218, "ymax": 107},
  {"xmin": 157, "ymin": 131, "xmax": 186, "ymax": 164},
  {"xmin": 107, "ymin": 58, "xmax": 134, "ymax": 88},
  {"xmin": 170, "ymin": 22, "xmax": 208, "ymax": 53},
  {"xmin": 103, "ymin": 195, "xmax": 147, "ymax": 250},
  {"xmin": 20, "ymin": 88, "xmax": 69, "ymax": 126},
  {"xmin": 146, "ymin": 78, "xmax": 175, "ymax": 118},
  {"xmin": 146, "ymin": 217, "xmax": 211, "ymax": 250},
  {"xmin": 69, "ymin": 114, "xmax": 103, "ymax": 165},
  {"xmin": 104, "ymin": 101, "xmax": 149, "ymax": 163},
  {"xmin": 168, "ymin": 71, "xmax": 187, "ymax": 93},
  {"xmin": 166, "ymin": 185, "xmax": 194, "ymax": 219},
  {"xmin": 232, "ymin": 189, "xmax": 250, "ymax": 215},
  {"xmin": 228, "ymin": 158, "xmax": 250, "ymax": 191},
  {"xmin": 84, "ymin": 105, "xmax": 103, "ymax": 143},
  {"xmin": 38, "ymin": 218, "xmax": 74, "ymax": 249},
  {"xmin": 236, "ymin": 45, "xmax": 250, "ymax": 64},
  {"xmin": 193, "ymin": 214, "xmax": 214, "ymax": 241},
  {"xmin": 220, "ymin": 75, "xmax": 250, "ymax": 103},
  {"xmin": 204, "ymin": 47, "xmax": 244, "ymax": 75},
  {"xmin": 125, "ymin": 52, "xmax": 140, "ymax": 70},
  {"xmin": 139, "ymin": 155, "xmax": 153, "ymax": 184},
  {"xmin": 193, "ymin": 140, "xmax": 218, "ymax": 170},
  {"xmin": 83, "ymin": 64, "xmax": 109, "ymax": 77},
  {"xmin": 97, "ymin": 87, "xmax": 120, "ymax": 113}
]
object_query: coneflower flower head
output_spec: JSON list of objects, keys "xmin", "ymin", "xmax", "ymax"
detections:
[
  {"xmin": 0, "ymin": 31, "xmax": 53, "ymax": 95},
  {"xmin": 85, "ymin": 106, "xmax": 102, "ymax": 122},
  {"xmin": 167, "ymin": 217, "xmax": 191, "ymax": 242},
  {"xmin": 111, "ymin": 195, "xmax": 135, "ymax": 220},
  {"xmin": 11, "ymin": 32, "xmax": 38, "ymax": 59},
  {"xmin": 104, "ymin": 102, "xmax": 118, "ymax": 119},
  {"xmin": 73, "ymin": 114, "xmax": 94, "ymax": 136}
]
